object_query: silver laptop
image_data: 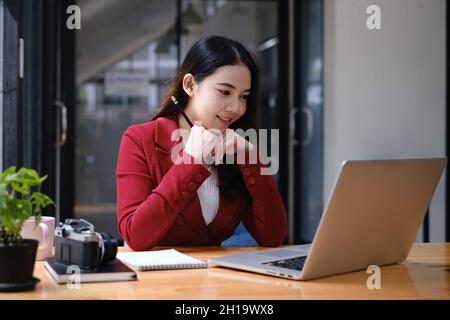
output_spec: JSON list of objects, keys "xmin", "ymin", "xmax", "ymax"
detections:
[{"xmin": 208, "ymin": 158, "xmax": 447, "ymax": 280}]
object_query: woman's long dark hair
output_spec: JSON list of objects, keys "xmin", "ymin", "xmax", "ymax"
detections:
[{"xmin": 152, "ymin": 35, "xmax": 258, "ymax": 202}]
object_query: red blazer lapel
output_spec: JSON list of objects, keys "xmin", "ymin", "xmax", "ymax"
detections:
[
  {"xmin": 153, "ymin": 115, "xmax": 214, "ymax": 242},
  {"xmin": 154, "ymin": 115, "xmax": 181, "ymax": 176}
]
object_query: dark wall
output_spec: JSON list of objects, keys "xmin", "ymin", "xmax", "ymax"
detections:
[{"xmin": 1, "ymin": 0, "xmax": 21, "ymax": 169}]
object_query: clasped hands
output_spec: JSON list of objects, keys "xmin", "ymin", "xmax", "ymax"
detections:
[{"xmin": 184, "ymin": 125, "xmax": 254, "ymax": 166}]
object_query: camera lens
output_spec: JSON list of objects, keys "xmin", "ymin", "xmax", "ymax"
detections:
[{"xmin": 98, "ymin": 232, "xmax": 118, "ymax": 264}]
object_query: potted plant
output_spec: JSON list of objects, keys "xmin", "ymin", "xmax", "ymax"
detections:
[{"xmin": 0, "ymin": 166, "xmax": 54, "ymax": 292}]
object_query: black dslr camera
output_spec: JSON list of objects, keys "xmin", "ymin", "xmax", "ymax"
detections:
[{"xmin": 54, "ymin": 219, "xmax": 118, "ymax": 270}]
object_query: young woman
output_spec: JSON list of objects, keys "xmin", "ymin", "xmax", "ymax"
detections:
[{"xmin": 116, "ymin": 35, "xmax": 287, "ymax": 251}]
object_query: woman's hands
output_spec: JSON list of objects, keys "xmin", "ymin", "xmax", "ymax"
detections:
[
  {"xmin": 183, "ymin": 125, "xmax": 254, "ymax": 166},
  {"xmin": 184, "ymin": 125, "xmax": 218, "ymax": 165},
  {"xmin": 216, "ymin": 128, "xmax": 254, "ymax": 164}
]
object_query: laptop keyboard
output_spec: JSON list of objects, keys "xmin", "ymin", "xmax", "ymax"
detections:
[{"xmin": 262, "ymin": 256, "xmax": 307, "ymax": 271}]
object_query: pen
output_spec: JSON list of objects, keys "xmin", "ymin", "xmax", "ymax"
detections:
[
  {"xmin": 171, "ymin": 95, "xmax": 222, "ymax": 136},
  {"xmin": 171, "ymin": 95, "xmax": 217, "ymax": 167},
  {"xmin": 171, "ymin": 96, "xmax": 194, "ymax": 128}
]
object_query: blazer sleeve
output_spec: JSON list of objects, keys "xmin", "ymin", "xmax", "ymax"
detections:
[
  {"xmin": 116, "ymin": 127, "xmax": 211, "ymax": 251},
  {"xmin": 238, "ymin": 156, "xmax": 288, "ymax": 247}
]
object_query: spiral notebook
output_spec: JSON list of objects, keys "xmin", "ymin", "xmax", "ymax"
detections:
[{"xmin": 116, "ymin": 249, "xmax": 208, "ymax": 271}]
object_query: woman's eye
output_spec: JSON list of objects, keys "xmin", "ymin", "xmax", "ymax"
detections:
[{"xmin": 218, "ymin": 90, "xmax": 248, "ymax": 101}]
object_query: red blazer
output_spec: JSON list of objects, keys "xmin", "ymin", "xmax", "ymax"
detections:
[{"xmin": 116, "ymin": 115, "xmax": 288, "ymax": 251}]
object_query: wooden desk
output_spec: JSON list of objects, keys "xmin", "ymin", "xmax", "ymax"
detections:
[{"xmin": 1, "ymin": 243, "xmax": 449, "ymax": 300}]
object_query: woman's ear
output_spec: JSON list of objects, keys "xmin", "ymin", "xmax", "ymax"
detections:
[{"xmin": 182, "ymin": 73, "xmax": 197, "ymax": 97}]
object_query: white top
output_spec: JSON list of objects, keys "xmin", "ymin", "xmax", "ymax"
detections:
[{"xmin": 197, "ymin": 166, "xmax": 219, "ymax": 225}]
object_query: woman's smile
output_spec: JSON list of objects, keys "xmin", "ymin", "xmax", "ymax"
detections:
[{"xmin": 216, "ymin": 114, "xmax": 233, "ymax": 128}]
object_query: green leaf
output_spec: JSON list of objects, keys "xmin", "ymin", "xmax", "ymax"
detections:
[
  {"xmin": 0, "ymin": 166, "xmax": 16, "ymax": 183},
  {"xmin": 10, "ymin": 181, "xmax": 30, "ymax": 195},
  {"xmin": 31, "ymin": 192, "xmax": 55, "ymax": 207},
  {"xmin": 18, "ymin": 168, "xmax": 41, "ymax": 182},
  {"xmin": 39, "ymin": 175, "xmax": 48, "ymax": 184},
  {"xmin": 30, "ymin": 192, "xmax": 54, "ymax": 224},
  {"xmin": 1, "ymin": 199, "xmax": 33, "ymax": 234},
  {"xmin": 0, "ymin": 167, "xmax": 53, "ymax": 236},
  {"xmin": 5, "ymin": 168, "xmax": 42, "ymax": 185}
]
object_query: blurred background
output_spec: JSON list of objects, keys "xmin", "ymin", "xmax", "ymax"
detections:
[{"xmin": 0, "ymin": 0, "xmax": 447, "ymax": 245}]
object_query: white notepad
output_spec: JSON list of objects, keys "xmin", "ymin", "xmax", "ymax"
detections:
[{"xmin": 116, "ymin": 249, "xmax": 208, "ymax": 271}]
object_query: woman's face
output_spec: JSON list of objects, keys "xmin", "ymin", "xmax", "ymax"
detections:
[{"xmin": 182, "ymin": 64, "xmax": 251, "ymax": 132}]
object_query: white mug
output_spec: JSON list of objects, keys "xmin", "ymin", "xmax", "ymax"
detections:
[{"xmin": 20, "ymin": 216, "xmax": 55, "ymax": 260}]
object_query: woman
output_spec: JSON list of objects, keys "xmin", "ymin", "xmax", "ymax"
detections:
[{"xmin": 116, "ymin": 35, "xmax": 287, "ymax": 251}]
